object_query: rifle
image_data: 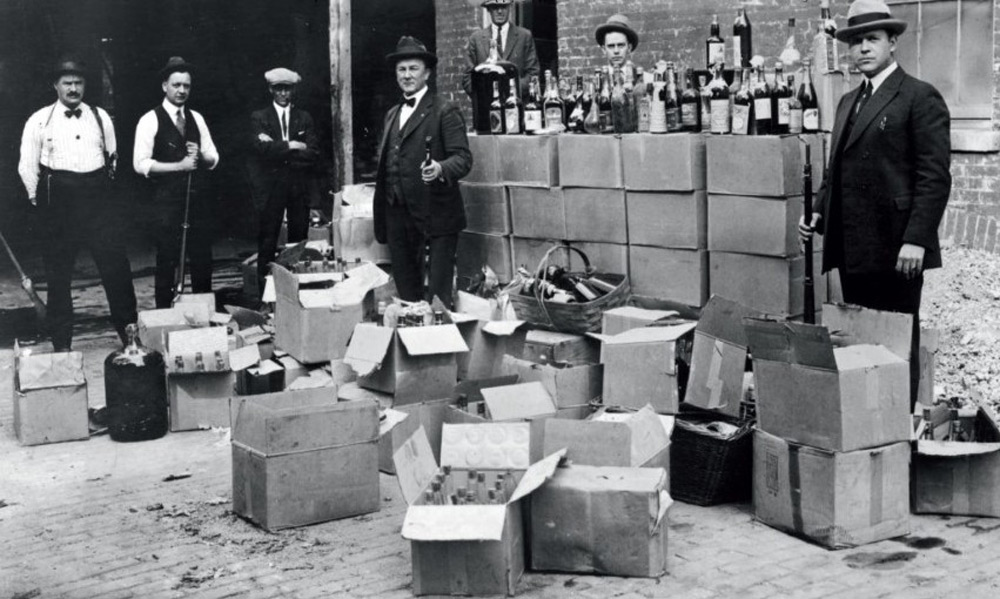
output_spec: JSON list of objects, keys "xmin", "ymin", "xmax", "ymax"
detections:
[
  {"xmin": 173, "ymin": 172, "xmax": 193, "ymax": 303},
  {"xmin": 0, "ymin": 228, "xmax": 47, "ymax": 321},
  {"xmin": 801, "ymin": 138, "xmax": 816, "ymax": 324}
]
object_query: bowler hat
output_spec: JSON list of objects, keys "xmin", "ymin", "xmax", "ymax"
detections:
[
  {"xmin": 51, "ymin": 57, "xmax": 87, "ymax": 82},
  {"xmin": 385, "ymin": 36, "xmax": 438, "ymax": 68},
  {"xmin": 595, "ymin": 14, "xmax": 640, "ymax": 50},
  {"xmin": 159, "ymin": 56, "xmax": 195, "ymax": 79},
  {"xmin": 836, "ymin": 0, "xmax": 907, "ymax": 42}
]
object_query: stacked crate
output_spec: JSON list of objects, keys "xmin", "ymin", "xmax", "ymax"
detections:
[
  {"xmin": 706, "ymin": 135, "xmax": 826, "ymax": 320},
  {"xmin": 456, "ymin": 135, "xmax": 514, "ymax": 289}
]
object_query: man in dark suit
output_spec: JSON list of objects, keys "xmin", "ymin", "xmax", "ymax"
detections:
[
  {"xmin": 247, "ymin": 67, "xmax": 322, "ymax": 292},
  {"xmin": 799, "ymin": 0, "xmax": 951, "ymax": 406},
  {"xmin": 374, "ymin": 37, "xmax": 473, "ymax": 309},
  {"xmin": 462, "ymin": 0, "xmax": 540, "ymax": 97}
]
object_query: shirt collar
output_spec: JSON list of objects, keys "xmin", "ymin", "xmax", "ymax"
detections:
[
  {"xmin": 403, "ymin": 85, "xmax": 429, "ymax": 108},
  {"xmin": 865, "ymin": 61, "xmax": 898, "ymax": 95},
  {"xmin": 273, "ymin": 102, "xmax": 290, "ymax": 115},
  {"xmin": 493, "ymin": 23, "xmax": 509, "ymax": 38},
  {"xmin": 162, "ymin": 98, "xmax": 185, "ymax": 116}
]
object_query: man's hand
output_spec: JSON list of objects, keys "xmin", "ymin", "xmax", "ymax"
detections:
[
  {"xmin": 309, "ymin": 209, "xmax": 324, "ymax": 223},
  {"xmin": 798, "ymin": 212, "xmax": 822, "ymax": 244},
  {"xmin": 186, "ymin": 142, "xmax": 200, "ymax": 156},
  {"xmin": 288, "ymin": 140, "xmax": 307, "ymax": 151},
  {"xmin": 896, "ymin": 243, "xmax": 925, "ymax": 280},
  {"xmin": 178, "ymin": 154, "xmax": 198, "ymax": 172},
  {"xmin": 257, "ymin": 133, "xmax": 273, "ymax": 143},
  {"xmin": 421, "ymin": 159, "xmax": 443, "ymax": 183}
]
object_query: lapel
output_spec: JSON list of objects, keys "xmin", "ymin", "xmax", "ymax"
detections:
[
  {"xmin": 844, "ymin": 67, "xmax": 905, "ymax": 150},
  {"xmin": 400, "ymin": 91, "xmax": 433, "ymax": 143},
  {"xmin": 502, "ymin": 26, "xmax": 517, "ymax": 60},
  {"xmin": 378, "ymin": 104, "xmax": 402, "ymax": 158},
  {"xmin": 829, "ymin": 86, "xmax": 860, "ymax": 157},
  {"xmin": 267, "ymin": 107, "xmax": 283, "ymax": 139}
]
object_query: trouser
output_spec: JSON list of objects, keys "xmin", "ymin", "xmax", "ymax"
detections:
[
  {"xmin": 152, "ymin": 192, "xmax": 213, "ymax": 309},
  {"xmin": 839, "ymin": 270, "xmax": 923, "ymax": 409},
  {"xmin": 257, "ymin": 176, "xmax": 310, "ymax": 289},
  {"xmin": 385, "ymin": 201, "xmax": 458, "ymax": 309},
  {"xmin": 40, "ymin": 168, "xmax": 137, "ymax": 350}
]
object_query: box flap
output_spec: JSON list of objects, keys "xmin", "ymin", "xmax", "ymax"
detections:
[
  {"xmin": 455, "ymin": 291, "xmax": 496, "ymax": 321},
  {"xmin": 481, "ymin": 381, "xmax": 557, "ymax": 421},
  {"xmin": 229, "ymin": 344, "xmax": 261, "ymax": 372},
  {"xmin": 165, "ymin": 327, "xmax": 231, "ymax": 373},
  {"xmin": 297, "ymin": 288, "xmax": 337, "ymax": 309},
  {"xmin": 696, "ymin": 295, "xmax": 759, "ymax": 346},
  {"xmin": 604, "ymin": 306, "xmax": 679, "ymax": 322},
  {"xmin": 481, "ymin": 320, "xmax": 526, "ymax": 336},
  {"xmin": 397, "ymin": 325, "xmax": 469, "ymax": 356},
  {"xmin": 743, "ymin": 318, "xmax": 836, "ymax": 370},
  {"xmin": 917, "ymin": 440, "xmax": 1000, "ymax": 457},
  {"xmin": 440, "ymin": 422, "xmax": 531, "ymax": 470},
  {"xmin": 330, "ymin": 262, "xmax": 389, "ymax": 306},
  {"xmin": 272, "ymin": 263, "xmax": 300, "ymax": 304},
  {"xmin": 261, "ymin": 275, "xmax": 276, "ymax": 303},
  {"xmin": 343, "ymin": 323, "xmax": 394, "ymax": 377},
  {"xmin": 604, "ymin": 323, "xmax": 696, "ymax": 346},
  {"xmin": 402, "ymin": 505, "xmax": 508, "ymax": 541},
  {"xmin": 256, "ymin": 359, "xmax": 284, "ymax": 375},
  {"xmin": 174, "ymin": 292, "xmax": 216, "ymax": 312},
  {"xmin": 139, "ymin": 305, "xmax": 209, "ymax": 327},
  {"xmin": 509, "ymin": 448, "xmax": 566, "ymax": 503},
  {"xmin": 210, "ymin": 312, "xmax": 232, "ymax": 327},
  {"xmin": 286, "ymin": 370, "xmax": 334, "ymax": 390},
  {"xmin": 824, "ymin": 302, "xmax": 913, "ymax": 360},
  {"xmin": 393, "ymin": 424, "xmax": 440, "ymax": 505},
  {"xmin": 449, "ymin": 311, "xmax": 480, "ymax": 325},
  {"xmin": 380, "ymin": 408, "xmax": 409, "ymax": 437},
  {"xmin": 655, "ymin": 489, "xmax": 673, "ymax": 528},
  {"xmin": 17, "ymin": 351, "xmax": 85, "ymax": 391},
  {"xmin": 833, "ymin": 344, "xmax": 907, "ymax": 370}
]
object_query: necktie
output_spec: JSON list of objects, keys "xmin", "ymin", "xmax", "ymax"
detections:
[
  {"xmin": 281, "ymin": 110, "xmax": 288, "ymax": 141},
  {"xmin": 495, "ymin": 26, "xmax": 503, "ymax": 55},
  {"xmin": 175, "ymin": 109, "xmax": 186, "ymax": 136},
  {"xmin": 855, "ymin": 81, "xmax": 872, "ymax": 116},
  {"xmin": 403, "ymin": 96, "xmax": 416, "ymax": 107},
  {"xmin": 65, "ymin": 108, "xmax": 82, "ymax": 119}
]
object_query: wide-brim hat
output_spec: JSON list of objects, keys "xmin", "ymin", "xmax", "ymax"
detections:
[
  {"xmin": 595, "ymin": 14, "xmax": 639, "ymax": 50},
  {"xmin": 51, "ymin": 57, "xmax": 87, "ymax": 82},
  {"xmin": 836, "ymin": 0, "xmax": 907, "ymax": 42},
  {"xmin": 385, "ymin": 36, "xmax": 438, "ymax": 68},
  {"xmin": 159, "ymin": 56, "xmax": 195, "ymax": 79}
]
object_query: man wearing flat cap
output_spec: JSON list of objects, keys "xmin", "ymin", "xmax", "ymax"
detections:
[
  {"xmin": 18, "ymin": 57, "xmax": 137, "ymax": 350},
  {"xmin": 374, "ymin": 36, "xmax": 472, "ymax": 308},
  {"xmin": 799, "ymin": 0, "xmax": 951, "ymax": 407},
  {"xmin": 596, "ymin": 14, "xmax": 640, "ymax": 70},
  {"xmin": 462, "ymin": 0, "xmax": 539, "ymax": 98},
  {"xmin": 133, "ymin": 56, "xmax": 220, "ymax": 308},
  {"xmin": 247, "ymin": 67, "xmax": 322, "ymax": 293}
]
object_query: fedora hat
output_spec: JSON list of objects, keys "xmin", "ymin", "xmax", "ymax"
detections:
[
  {"xmin": 836, "ymin": 0, "xmax": 907, "ymax": 42},
  {"xmin": 51, "ymin": 57, "xmax": 87, "ymax": 81},
  {"xmin": 595, "ymin": 14, "xmax": 639, "ymax": 50},
  {"xmin": 159, "ymin": 56, "xmax": 195, "ymax": 79},
  {"xmin": 478, "ymin": 0, "xmax": 513, "ymax": 6},
  {"xmin": 385, "ymin": 36, "xmax": 438, "ymax": 68}
]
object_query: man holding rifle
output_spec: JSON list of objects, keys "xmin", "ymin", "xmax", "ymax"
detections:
[{"xmin": 133, "ymin": 56, "xmax": 219, "ymax": 308}]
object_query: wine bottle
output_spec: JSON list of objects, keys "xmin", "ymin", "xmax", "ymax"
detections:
[
  {"xmin": 543, "ymin": 70, "xmax": 564, "ymax": 130},
  {"xmin": 752, "ymin": 67, "xmax": 772, "ymax": 135},
  {"xmin": 649, "ymin": 70, "xmax": 667, "ymax": 134},
  {"xmin": 680, "ymin": 68, "xmax": 701, "ymax": 132},
  {"xmin": 733, "ymin": 8, "xmax": 752, "ymax": 69},
  {"xmin": 815, "ymin": 0, "xmax": 840, "ymax": 74},
  {"xmin": 706, "ymin": 14, "xmax": 725, "ymax": 69},
  {"xmin": 489, "ymin": 80, "xmax": 504, "ymax": 134},
  {"xmin": 732, "ymin": 67, "xmax": 753, "ymax": 135},
  {"xmin": 558, "ymin": 74, "xmax": 574, "ymax": 128},
  {"xmin": 772, "ymin": 62, "xmax": 793, "ymax": 135},
  {"xmin": 799, "ymin": 58, "xmax": 820, "ymax": 132},
  {"xmin": 698, "ymin": 73, "xmax": 712, "ymax": 133},
  {"xmin": 598, "ymin": 68, "xmax": 614, "ymax": 133},
  {"xmin": 664, "ymin": 62, "xmax": 681, "ymax": 133},
  {"xmin": 611, "ymin": 68, "xmax": 629, "ymax": 133},
  {"xmin": 787, "ymin": 74, "xmax": 803, "ymax": 134},
  {"xmin": 635, "ymin": 68, "xmax": 651, "ymax": 133},
  {"xmin": 583, "ymin": 73, "xmax": 602, "ymax": 134},
  {"xmin": 523, "ymin": 75, "xmax": 543, "ymax": 133},
  {"xmin": 568, "ymin": 75, "xmax": 585, "ymax": 131},
  {"xmin": 504, "ymin": 76, "xmax": 522, "ymax": 134},
  {"xmin": 708, "ymin": 63, "xmax": 730, "ymax": 134},
  {"xmin": 779, "ymin": 18, "xmax": 802, "ymax": 73}
]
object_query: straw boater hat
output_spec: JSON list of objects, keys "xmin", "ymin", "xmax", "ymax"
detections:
[
  {"xmin": 159, "ymin": 56, "xmax": 195, "ymax": 78},
  {"xmin": 51, "ymin": 57, "xmax": 87, "ymax": 82},
  {"xmin": 595, "ymin": 14, "xmax": 640, "ymax": 50},
  {"xmin": 265, "ymin": 68, "xmax": 301, "ymax": 87},
  {"xmin": 385, "ymin": 36, "xmax": 438, "ymax": 68},
  {"xmin": 835, "ymin": 0, "xmax": 907, "ymax": 42}
]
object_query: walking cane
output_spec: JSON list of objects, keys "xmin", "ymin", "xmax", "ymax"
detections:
[
  {"xmin": 800, "ymin": 138, "xmax": 816, "ymax": 325},
  {"xmin": 0, "ymin": 228, "xmax": 47, "ymax": 321},
  {"xmin": 173, "ymin": 172, "xmax": 193, "ymax": 303}
]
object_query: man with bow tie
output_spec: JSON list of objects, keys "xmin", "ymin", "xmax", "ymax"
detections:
[
  {"xmin": 462, "ymin": 0, "xmax": 539, "ymax": 98},
  {"xmin": 18, "ymin": 57, "xmax": 137, "ymax": 351},
  {"xmin": 133, "ymin": 56, "xmax": 220, "ymax": 309},
  {"xmin": 247, "ymin": 67, "xmax": 322, "ymax": 294},
  {"xmin": 374, "ymin": 37, "xmax": 472, "ymax": 308}
]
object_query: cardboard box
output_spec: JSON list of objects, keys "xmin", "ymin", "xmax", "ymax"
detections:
[
  {"xmin": 917, "ymin": 328, "xmax": 939, "ymax": 407},
  {"xmin": 912, "ymin": 408, "xmax": 1000, "ymax": 517},
  {"xmin": 236, "ymin": 358, "xmax": 285, "ymax": 396},
  {"xmin": 601, "ymin": 306, "xmax": 679, "ymax": 336},
  {"xmin": 558, "ymin": 135, "xmax": 623, "ymax": 188},
  {"xmin": 510, "ymin": 237, "xmax": 569, "ymax": 273},
  {"xmin": 345, "ymin": 323, "xmax": 469, "ymax": 405},
  {"xmin": 685, "ymin": 296, "xmax": 758, "ymax": 417},
  {"xmin": 567, "ymin": 241, "xmax": 629, "ymax": 277},
  {"xmin": 501, "ymin": 354, "xmax": 602, "ymax": 408},
  {"xmin": 466, "ymin": 134, "xmax": 500, "ymax": 183},
  {"xmin": 707, "ymin": 194, "xmax": 805, "ymax": 257},
  {"xmin": 455, "ymin": 317, "xmax": 527, "ymax": 381},
  {"xmin": 393, "ymin": 423, "xmax": 565, "ymax": 596},
  {"xmin": 497, "ymin": 135, "xmax": 559, "ymax": 187},
  {"xmin": 137, "ymin": 305, "xmax": 210, "ymax": 355},
  {"xmin": 599, "ymin": 323, "xmax": 697, "ymax": 414},
  {"xmin": 564, "ymin": 188, "xmax": 627, "ymax": 244},
  {"xmin": 335, "ymin": 215, "xmax": 392, "ymax": 264},
  {"xmin": 530, "ymin": 465, "xmax": 671, "ymax": 577},
  {"xmin": 822, "ymin": 302, "xmax": 913, "ymax": 361},
  {"xmin": 753, "ymin": 429, "xmax": 910, "ymax": 549},
  {"xmin": 508, "ymin": 186, "xmax": 566, "ymax": 240},
  {"xmin": 480, "ymin": 381, "xmax": 557, "ymax": 422},
  {"xmin": 522, "ymin": 329, "xmax": 599, "ymax": 365},
  {"xmin": 374, "ymin": 399, "xmax": 453, "ymax": 474},
  {"xmin": 14, "ymin": 351, "xmax": 88, "ymax": 445},
  {"xmin": 175, "ymin": 292, "xmax": 216, "ymax": 313},
  {"xmin": 456, "ymin": 232, "xmax": 513, "ymax": 289},
  {"xmin": 709, "ymin": 251, "xmax": 825, "ymax": 318},
  {"xmin": 231, "ymin": 391, "xmax": 379, "ymax": 531},
  {"xmin": 627, "ymin": 191, "xmax": 707, "ymax": 250},
  {"xmin": 542, "ymin": 405, "xmax": 672, "ymax": 470},
  {"xmin": 460, "ymin": 182, "xmax": 511, "ymax": 235},
  {"xmin": 164, "ymin": 327, "xmax": 231, "ymax": 374},
  {"xmin": 167, "ymin": 371, "xmax": 237, "ymax": 432},
  {"xmin": 745, "ymin": 318, "xmax": 911, "ymax": 453},
  {"xmin": 706, "ymin": 134, "xmax": 824, "ymax": 197},
  {"xmin": 622, "ymin": 132, "xmax": 706, "ymax": 191},
  {"xmin": 629, "ymin": 246, "xmax": 709, "ymax": 307}
]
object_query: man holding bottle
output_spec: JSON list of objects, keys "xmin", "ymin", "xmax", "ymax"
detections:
[
  {"xmin": 374, "ymin": 37, "xmax": 472, "ymax": 309},
  {"xmin": 462, "ymin": 0, "xmax": 540, "ymax": 98},
  {"xmin": 798, "ymin": 0, "xmax": 951, "ymax": 407},
  {"xmin": 596, "ymin": 14, "xmax": 639, "ymax": 69}
]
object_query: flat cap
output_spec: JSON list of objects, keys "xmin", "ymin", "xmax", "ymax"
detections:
[{"xmin": 265, "ymin": 67, "xmax": 301, "ymax": 86}]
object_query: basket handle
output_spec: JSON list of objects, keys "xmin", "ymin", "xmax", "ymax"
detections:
[{"xmin": 535, "ymin": 244, "xmax": 595, "ymax": 282}]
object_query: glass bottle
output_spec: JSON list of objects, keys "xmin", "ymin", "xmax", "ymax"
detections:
[
  {"xmin": 698, "ymin": 73, "xmax": 712, "ymax": 133},
  {"xmin": 732, "ymin": 67, "xmax": 753, "ymax": 136},
  {"xmin": 733, "ymin": 8, "xmax": 752, "ymax": 69},
  {"xmin": 611, "ymin": 67, "xmax": 628, "ymax": 133},
  {"xmin": 542, "ymin": 70, "xmax": 564, "ymax": 130},
  {"xmin": 772, "ymin": 62, "xmax": 793, "ymax": 135},
  {"xmin": 815, "ymin": 0, "xmax": 840, "ymax": 74},
  {"xmin": 504, "ymin": 76, "xmax": 523, "ymax": 134},
  {"xmin": 558, "ymin": 74, "xmax": 574, "ymax": 127},
  {"xmin": 664, "ymin": 62, "xmax": 681, "ymax": 133},
  {"xmin": 706, "ymin": 13, "xmax": 725, "ymax": 69},
  {"xmin": 649, "ymin": 70, "xmax": 667, "ymax": 134},
  {"xmin": 523, "ymin": 75, "xmax": 543, "ymax": 133},
  {"xmin": 598, "ymin": 68, "xmax": 614, "ymax": 133},
  {"xmin": 787, "ymin": 74, "xmax": 803, "ymax": 134},
  {"xmin": 104, "ymin": 323, "xmax": 168, "ymax": 442},
  {"xmin": 798, "ymin": 58, "xmax": 820, "ymax": 132},
  {"xmin": 680, "ymin": 67, "xmax": 701, "ymax": 132},
  {"xmin": 635, "ymin": 69, "xmax": 651, "ymax": 133},
  {"xmin": 568, "ymin": 75, "xmax": 586, "ymax": 131},
  {"xmin": 708, "ymin": 63, "xmax": 730, "ymax": 134},
  {"xmin": 752, "ymin": 67, "xmax": 772, "ymax": 135},
  {"xmin": 779, "ymin": 18, "xmax": 802, "ymax": 74},
  {"xmin": 489, "ymin": 80, "xmax": 505, "ymax": 134},
  {"xmin": 583, "ymin": 72, "xmax": 602, "ymax": 134}
]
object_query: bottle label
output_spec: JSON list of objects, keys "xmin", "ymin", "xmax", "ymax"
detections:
[
  {"xmin": 789, "ymin": 108, "xmax": 804, "ymax": 134},
  {"xmin": 707, "ymin": 41, "xmax": 725, "ymax": 68},
  {"xmin": 710, "ymin": 99, "xmax": 730, "ymax": 133},
  {"xmin": 524, "ymin": 109, "xmax": 542, "ymax": 131},
  {"xmin": 665, "ymin": 107, "xmax": 680, "ymax": 132},
  {"xmin": 732, "ymin": 104, "xmax": 751, "ymax": 135},
  {"xmin": 490, "ymin": 109, "xmax": 504, "ymax": 133},
  {"xmin": 733, "ymin": 36, "xmax": 743, "ymax": 67},
  {"xmin": 505, "ymin": 108, "xmax": 521, "ymax": 134},
  {"xmin": 701, "ymin": 99, "xmax": 712, "ymax": 132},
  {"xmin": 803, "ymin": 108, "xmax": 820, "ymax": 131},
  {"xmin": 649, "ymin": 102, "xmax": 667, "ymax": 133},
  {"xmin": 681, "ymin": 103, "xmax": 699, "ymax": 128},
  {"xmin": 638, "ymin": 100, "xmax": 651, "ymax": 132},
  {"xmin": 544, "ymin": 107, "xmax": 563, "ymax": 129},
  {"xmin": 754, "ymin": 98, "xmax": 772, "ymax": 120},
  {"xmin": 777, "ymin": 98, "xmax": 791, "ymax": 125}
]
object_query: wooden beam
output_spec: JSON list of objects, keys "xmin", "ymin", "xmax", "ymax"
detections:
[{"xmin": 330, "ymin": 0, "xmax": 353, "ymax": 188}]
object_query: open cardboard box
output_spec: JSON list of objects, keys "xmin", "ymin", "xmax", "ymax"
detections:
[
  {"xmin": 685, "ymin": 296, "xmax": 758, "ymax": 418},
  {"xmin": 165, "ymin": 327, "xmax": 235, "ymax": 432},
  {"xmin": 500, "ymin": 354, "xmax": 602, "ymax": 409},
  {"xmin": 601, "ymin": 306, "xmax": 680, "ymax": 336},
  {"xmin": 542, "ymin": 405, "xmax": 673, "ymax": 471},
  {"xmin": 14, "ymin": 350, "xmax": 88, "ymax": 446},
  {"xmin": 393, "ymin": 422, "xmax": 565, "ymax": 596},
  {"xmin": 597, "ymin": 322, "xmax": 697, "ymax": 414},
  {"xmin": 522, "ymin": 330, "xmax": 599, "ymax": 366},
  {"xmin": 452, "ymin": 312, "xmax": 527, "ymax": 381},
  {"xmin": 137, "ymin": 304, "xmax": 211, "ymax": 355}
]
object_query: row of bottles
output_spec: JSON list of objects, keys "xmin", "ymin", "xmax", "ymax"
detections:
[
  {"xmin": 516, "ymin": 265, "xmax": 617, "ymax": 304},
  {"xmin": 292, "ymin": 255, "xmax": 361, "ymax": 274},
  {"xmin": 377, "ymin": 300, "xmax": 445, "ymax": 328},
  {"xmin": 421, "ymin": 466, "xmax": 518, "ymax": 506},
  {"xmin": 920, "ymin": 406, "xmax": 978, "ymax": 442}
]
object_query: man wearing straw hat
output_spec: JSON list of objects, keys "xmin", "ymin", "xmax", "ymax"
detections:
[
  {"xmin": 799, "ymin": 0, "xmax": 951, "ymax": 407},
  {"xmin": 462, "ymin": 0, "xmax": 539, "ymax": 97},
  {"xmin": 133, "ymin": 56, "xmax": 220, "ymax": 308},
  {"xmin": 595, "ymin": 14, "xmax": 640, "ymax": 70},
  {"xmin": 374, "ymin": 37, "xmax": 472, "ymax": 308}
]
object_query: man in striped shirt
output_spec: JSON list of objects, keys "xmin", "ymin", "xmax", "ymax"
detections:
[{"xmin": 17, "ymin": 57, "xmax": 137, "ymax": 351}]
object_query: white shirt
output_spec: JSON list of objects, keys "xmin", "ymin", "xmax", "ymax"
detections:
[
  {"xmin": 18, "ymin": 101, "xmax": 116, "ymax": 199},
  {"xmin": 133, "ymin": 98, "xmax": 219, "ymax": 177},
  {"xmin": 492, "ymin": 23, "xmax": 510, "ymax": 53},
  {"xmin": 399, "ymin": 85, "xmax": 429, "ymax": 130},
  {"xmin": 865, "ymin": 61, "xmax": 898, "ymax": 95},
  {"xmin": 273, "ymin": 102, "xmax": 290, "ymax": 141}
]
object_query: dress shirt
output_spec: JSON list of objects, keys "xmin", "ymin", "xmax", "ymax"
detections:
[
  {"xmin": 133, "ymin": 98, "xmax": 219, "ymax": 177},
  {"xmin": 399, "ymin": 85, "xmax": 429, "ymax": 130},
  {"xmin": 865, "ymin": 61, "xmax": 898, "ymax": 95},
  {"xmin": 18, "ymin": 101, "xmax": 116, "ymax": 199},
  {"xmin": 493, "ymin": 23, "xmax": 509, "ymax": 54},
  {"xmin": 273, "ymin": 102, "xmax": 290, "ymax": 141}
]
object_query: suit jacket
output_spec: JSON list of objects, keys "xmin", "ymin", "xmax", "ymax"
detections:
[
  {"xmin": 462, "ymin": 25, "xmax": 540, "ymax": 97},
  {"xmin": 247, "ymin": 105, "xmax": 321, "ymax": 210},
  {"xmin": 373, "ymin": 92, "xmax": 473, "ymax": 244},
  {"xmin": 815, "ymin": 67, "xmax": 951, "ymax": 275}
]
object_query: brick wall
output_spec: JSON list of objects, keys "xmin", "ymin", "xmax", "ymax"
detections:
[{"xmin": 435, "ymin": 0, "xmax": 479, "ymax": 109}]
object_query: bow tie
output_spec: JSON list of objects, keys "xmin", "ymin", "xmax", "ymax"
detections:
[
  {"xmin": 65, "ymin": 108, "xmax": 82, "ymax": 119},
  {"xmin": 402, "ymin": 96, "xmax": 416, "ymax": 107}
]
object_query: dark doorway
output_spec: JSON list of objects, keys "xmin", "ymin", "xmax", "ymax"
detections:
[{"xmin": 518, "ymin": 0, "xmax": 557, "ymax": 76}]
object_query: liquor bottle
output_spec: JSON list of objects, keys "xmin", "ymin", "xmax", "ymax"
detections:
[
  {"xmin": 752, "ymin": 67, "xmax": 772, "ymax": 135},
  {"xmin": 494, "ymin": 478, "xmax": 506, "ymax": 503},
  {"xmin": 728, "ymin": 64, "xmax": 742, "ymax": 128},
  {"xmin": 486, "ymin": 80, "xmax": 504, "ymax": 135},
  {"xmin": 558, "ymin": 74, "xmax": 574, "ymax": 127},
  {"xmin": 622, "ymin": 61, "xmax": 638, "ymax": 131},
  {"xmin": 542, "ymin": 70, "xmax": 564, "ymax": 130},
  {"xmin": 798, "ymin": 58, "xmax": 820, "ymax": 132},
  {"xmin": 649, "ymin": 70, "xmax": 667, "ymax": 134},
  {"xmin": 635, "ymin": 69, "xmax": 651, "ymax": 133},
  {"xmin": 708, "ymin": 63, "xmax": 730, "ymax": 134},
  {"xmin": 583, "ymin": 75, "xmax": 601, "ymax": 134},
  {"xmin": 523, "ymin": 75, "xmax": 543, "ymax": 133},
  {"xmin": 733, "ymin": 8, "xmax": 752, "ymax": 69},
  {"xmin": 779, "ymin": 18, "xmax": 802, "ymax": 73},
  {"xmin": 455, "ymin": 487, "xmax": 468, "ymax": 505},
  {"xmin": 598, "ymin": 68, "xmax": 614, "ymax": 133},
  {"xmin": 664, "ymin": 62, "xmax": 681, "ymax": 133},
  {"xmin": 787, "ymin": 74, "xmax": 803, "ymax": 134},
  {"xmin": 680, "ymin": 68, "xmax": 701, "ymax": 132},
  {"xmin": 921, "ymin": 408, "xmax": 934, "ymax": 440},
  {"xmin": 441, "ymin": 464, "xmax": 454, "ymax": 497},
  {"xmin": 772, "ymin": 62, "xmax": 793, "ymax": 134},
  {"xmin": 568, "ymin": 75, "xmax": 586, "ymax": 131},
  {"xmin": 477, "ymin": 471, "xmax": 488, "ymax": 502},
  {"xmin": 698, "ymin": 73, "xmax": 712, "ymax": 133},
  {"xmin": 731, "ymin": 67, "xmax": 753, "ymax": 135},
  {"xmin": 503, "ymin": 76, "xmax": 523, "ymax": 134},
  {"xmin": 471, "ymin": 36, "xmax": 517, "ymax": 134},
  {"xmin": 706, "ymin": 14, "xmax": 725, "ymax": 69},
  {"xmin": 815, "ymin": 0, "xmax": 840, "ymax": 73},
  {"xmin": 611, "ymin": 68, "xmax": 629, "ymax": 133}
]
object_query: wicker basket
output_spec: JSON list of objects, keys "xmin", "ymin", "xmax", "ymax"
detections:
[
  {"xmin": 670, "ymin": 410, "xmax": 755, "ymax": 506},
  {"xmin": 507, "ymin": 245, "xmax": 629, "ymax": 334}
]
